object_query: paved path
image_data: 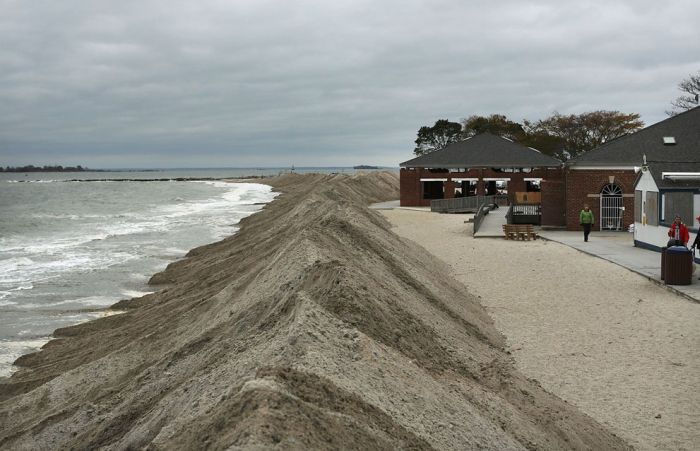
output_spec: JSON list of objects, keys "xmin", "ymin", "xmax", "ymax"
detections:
[
  {"xmin": 369, "ymin": 200, "xmax": 430, "ymax": 212},
  {"xmin": 473, "ymin": 207, "xmax": 507, "ymax": 237},
  {"xmin": 539, "ymin": 230, "xmax": 700, "ymax": 303}
]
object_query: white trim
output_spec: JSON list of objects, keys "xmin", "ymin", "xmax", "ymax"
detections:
[
  {"xmin": 569, "ymin": 166, "xmax": 636, "ymax": 170},
  {"xmin": 451, "ymin": 178, "xmax": 478, "ymax": 182},
  {"xmin": 523, "ymin": 178, "xmax": 542, "ymax": 182},
  {"xmin": 420, "ymin": 178, "xmax": 447, "ymax": 182},
  {"xmin": 661, "ymin": 194, "xmax": 664, "ymax": 222},
  {"xmin": 661, "ymin": 172, "xmax": 700, "ymax": 180},
  {"xmin": 483, "ymin": 177, "xmax": 511, "ymax": 181}
]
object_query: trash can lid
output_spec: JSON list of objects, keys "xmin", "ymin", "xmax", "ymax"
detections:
[{"xmin": 667, "ymin": 246, "xmax": 691, "ymax": 253}]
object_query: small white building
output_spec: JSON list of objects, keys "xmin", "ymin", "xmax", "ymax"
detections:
[{"xmin": 634, "ymin": 162, "xmax": 700, "ymax": 252}]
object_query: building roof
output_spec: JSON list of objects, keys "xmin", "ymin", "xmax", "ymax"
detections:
[
  {"xmin": 400, "ymin": 133, "xmax": 562, "ymax": 169},
  {"xmin": 570, "ymin": 106, "xmax": 700, "ymax": 167},
  {"xmin": 644, "ymin": 161, "xmax": 700, "ymax": 190}
]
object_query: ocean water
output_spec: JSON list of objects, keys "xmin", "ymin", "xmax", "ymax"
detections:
[{"xmin": 0, "ymin": 168, "xmax": 318, "ymax": 377}]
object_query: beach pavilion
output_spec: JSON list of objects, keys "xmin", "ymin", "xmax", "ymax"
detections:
[{"xmin": 399, "ymin": 133, "xmax": 564, "ymax": 211}]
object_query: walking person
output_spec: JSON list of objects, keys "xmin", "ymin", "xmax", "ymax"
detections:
[
  {"xmin": 691, "ymin": 216, "xmax": 700, "ymax": 252},
  {"xmin": 666, "ymin": 215, "xmax": 689, "ymax": 247},
  {"xmin": 580, "ymin": 204, "xmax": 594, "ymax": 242}
]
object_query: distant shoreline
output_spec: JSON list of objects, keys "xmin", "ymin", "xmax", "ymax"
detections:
[
  {"xmin": 1, "ymin": 165, "xmax": 96, "ymax": 173},
  {"xmin": 10, "ymin": 176, "xmax": 269, "ymax": 183},
  {"xmin": 2, "ymin": 166, "xmax": 396, "ymax": 173}
]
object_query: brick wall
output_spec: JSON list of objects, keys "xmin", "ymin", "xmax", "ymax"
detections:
[
  {"xmin": 541, "ymin": 179, "xmax": 566, "ymax": 226},
  {"xmin": 399, "ymin": 168, "xmax": 424, "ymax": 206},
  {"xmin": 565, "ymin": 169, "xmax": 637, "ymax": 230}
]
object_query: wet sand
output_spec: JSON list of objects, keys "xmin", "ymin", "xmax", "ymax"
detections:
[{"xmin": 382, "ymin": 208, "xmax": 700, "ymax": 451}]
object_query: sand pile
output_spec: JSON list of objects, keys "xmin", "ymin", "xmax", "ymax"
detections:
[{"xmin": 0, "ymin": 172, "xmax": 629, "ymax": 450}]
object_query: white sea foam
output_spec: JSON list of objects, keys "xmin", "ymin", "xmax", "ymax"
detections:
[
  {"xmin": 0, "ymin": 337, "xmax": 51, "ymax": 378},
  {"xmin": 30, "ymin": 213, "xmax": 82, "ymax": 220},
  {"xmin": 0, "ymin": 284, "xmax": 33, "ymax": 301},
  {"xmin": 0, "ymin": 250, "xmax": 138, "ymax": 290},
  {"xmin": 165, "ymin": 246, "xmax": 188, "ymax": 254},
  {"xmin": 158, "ymin": 182, "xmax": 276, "ymax": 220},
  {"xmin": 121, "ymin": 289, "xmax": 155, "ymax": 298},
  {"xmin": 14, "ymin": 296, "xmax": 122, "ymax": 310},
  {"xmin": 51, "ymin": 296, "xmax": 123, "ymax": 308}
]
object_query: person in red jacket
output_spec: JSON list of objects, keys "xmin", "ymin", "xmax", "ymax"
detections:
[{"xmin": 667, "ymin": 215, "xmax": 690, "ymax": 247}]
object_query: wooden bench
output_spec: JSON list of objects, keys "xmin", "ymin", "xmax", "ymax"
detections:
[{"xmin": 502, "ymin": 224, "xmax": 538, "ymax": 240}]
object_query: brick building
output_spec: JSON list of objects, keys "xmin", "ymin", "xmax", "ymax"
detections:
[
  {"xmin": 565, "ymin": 106, "xmax": 700, "ymax": 232},
  {"xmin": 399, "ymin": 133, "xmax": 563, "ymax": 209}
]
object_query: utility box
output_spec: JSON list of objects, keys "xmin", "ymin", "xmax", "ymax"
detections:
[{"xmin": 664, "ymin": 246, "xmax": 693, "ymax": 285}]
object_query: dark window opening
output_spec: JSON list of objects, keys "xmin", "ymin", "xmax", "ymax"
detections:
[
  {"xmin": 485, "ymin": 181, "xmax": 507, "ymax": 195},
  {"xmin": 525, "ymin": 180, "xmax": 541, "ymax": 192},
  {"xmin": 455, "ymin": 181, "xmax": 478, "ymax": 197},
  {"xmin": 422, "ymin": 181, "xmax": 444, "ymax": 200}
]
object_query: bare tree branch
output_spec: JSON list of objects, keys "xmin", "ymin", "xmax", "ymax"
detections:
[{"xmin": 668, "ymin": 71, "xmax": 700, "ymax": 115}]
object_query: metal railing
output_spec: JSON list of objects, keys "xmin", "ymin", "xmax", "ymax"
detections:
[
  {"xmin": 506, "ymin": 203, "xmax": 542, "ymax": 225},
  {"xmin": 472, "ymin": 202, "xmax": 499, "ymax": 235},
  {"xmin": 431, "ymin": 194, "xmax": 508, "ymax": 213}
]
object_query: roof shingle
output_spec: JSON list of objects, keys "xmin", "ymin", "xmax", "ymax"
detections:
[
  {"xmin": 570, "ymin": 106, "xmax": 700, "ymax": 167},
  {"xmin": 400, "ymin": 133, "xmax": 562, "ymax": 168}
]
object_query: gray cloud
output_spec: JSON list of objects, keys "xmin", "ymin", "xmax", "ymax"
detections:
[{"xmin": 0, "ymin": 0, "xmax": 698, "ymax": 168}]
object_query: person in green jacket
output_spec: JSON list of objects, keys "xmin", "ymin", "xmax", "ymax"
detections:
[{"xmin": 580, "ymin": 204, "xmax": 594, "ymax": 242}]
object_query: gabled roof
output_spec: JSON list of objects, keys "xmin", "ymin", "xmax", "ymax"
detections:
[
  {"xmin": 400, "ymin": 133, "xmax": 562, "ymax": 169},
  {"xmin": 570, "ymin": 106, "xmax": 700, "ymax": 167},
  {"xmin": 645, "ymin": 161, "xmax": 700, "ymax": 189}
]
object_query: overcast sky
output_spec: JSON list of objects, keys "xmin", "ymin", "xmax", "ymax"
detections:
[{"xmin": 0, "ymin": 0, "xmax": 698, "ymax": 168}]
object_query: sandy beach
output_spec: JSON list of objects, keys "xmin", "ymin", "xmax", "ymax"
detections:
[
  {"xmin": 0, "ymin": 173, "xmax": 632, "ymax": 450},
  {"xmin": 381, "ymin": 208, "xmax": 700, "ymax": 451}
]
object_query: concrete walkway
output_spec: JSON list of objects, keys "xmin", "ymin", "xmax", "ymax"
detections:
[
  {"xmin": 369, "ymin": 200, "xmax": 430, "ymax": 212},
  {"xmin": 539, "ymin": 230, "xmax": 700, "ymax": 303},
  {"xmin": 473, "ymin": 208, "xmax": 507, "ymax": 237}
]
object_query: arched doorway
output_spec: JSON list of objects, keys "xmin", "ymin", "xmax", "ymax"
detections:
[{"xmin": 600, "ymin": 183, "xmax": 623, "ymax": 230}]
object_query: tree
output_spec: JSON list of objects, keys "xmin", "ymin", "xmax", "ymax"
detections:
[
  {"xmin": 461, "ymin": 114, "xmax": 526, "ymax": 140},
  {"xmin": 524, "ymin": 111, "xmax": 644, "ymax": 160},
  {"xmin": 668, "ymin": 71, "xmax": 700, "ymax": 115},
  {"xmin": 414, "ymin": 119, "xmax": 462, "ymax": 156},
  {"xmin": 518, "ymin": 127, "xmax": 567, "ymax": 160}
]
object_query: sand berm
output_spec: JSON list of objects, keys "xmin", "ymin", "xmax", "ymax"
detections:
[{"xmin": 0, "ymin": 173, "xmax": 630, "ymax": 450}]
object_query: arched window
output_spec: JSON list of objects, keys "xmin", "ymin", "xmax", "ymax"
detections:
[{"xmin": 601, "ymin": 184, "xmax": 622, "ymax": 197}]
